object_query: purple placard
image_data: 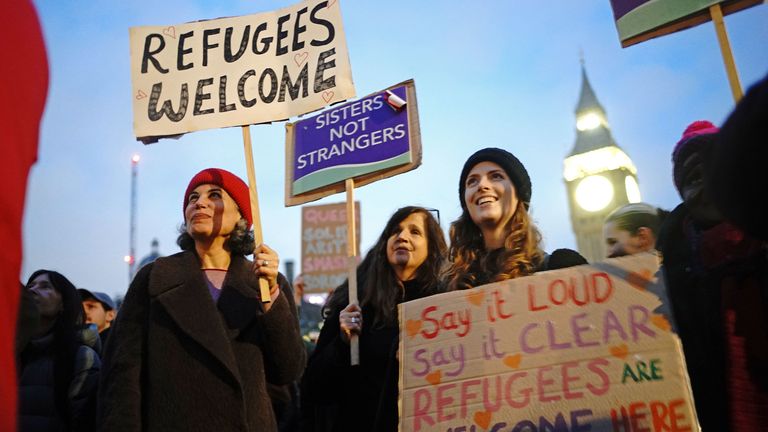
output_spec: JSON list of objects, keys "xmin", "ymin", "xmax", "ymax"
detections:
[
  {"xmin": 292, "ymin": 85, "xmax": 410, "ymax": 181},
  {"xmin": 610, "ymin": 0, "xmax": 651, "ymax": 21}
]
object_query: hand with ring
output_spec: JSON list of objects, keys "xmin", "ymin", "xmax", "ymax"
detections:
[
  {"xmin": 253, "ymin": 243, "xmax": 280, "ymax": 304},
  {"xmin": 339, "ymin": 303, "xmax": 362, "ymax": 344}
]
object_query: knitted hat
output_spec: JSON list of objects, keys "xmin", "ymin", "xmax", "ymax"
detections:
[
  {"xmin": 672, "ymin": 121, "xmax": 719, "ymax": 193},
  {"xmin": 459, "ymin": 148, "xmax": 532, "ymax": 211},
  {"xmin": 183, "ymin": 168, "xmax": 252, "ymax": 227}
]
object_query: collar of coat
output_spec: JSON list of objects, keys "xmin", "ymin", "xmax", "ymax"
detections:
[{"xmin": 146, "ymin": 251, "xmax": 269, "ymax": 383}]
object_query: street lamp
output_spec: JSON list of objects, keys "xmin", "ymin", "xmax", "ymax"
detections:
[{"xmin": 128, "ymin": 154, "xmax": 140, "ymax": 281}]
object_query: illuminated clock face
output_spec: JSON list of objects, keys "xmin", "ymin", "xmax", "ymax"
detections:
[
  {"xmin": 576, "ymin": 112, "xmax": 602, "ymax": 131},
  {"xmin": 625, "ymin": 175, "xmax": 641, "ymax": 203},
  {"xmin": 575, "ymin": 175, "xmax": 614, "ymax": 212}
]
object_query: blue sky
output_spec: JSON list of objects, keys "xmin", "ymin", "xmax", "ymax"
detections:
[{"xmin": 24, "ymin": 1, "xmax": 768, "ymax": 297}]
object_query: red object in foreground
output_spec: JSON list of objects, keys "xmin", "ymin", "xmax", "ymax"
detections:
[{"xmin": 0, "ymin": 0, "xmax": 49, "ymax": 429}]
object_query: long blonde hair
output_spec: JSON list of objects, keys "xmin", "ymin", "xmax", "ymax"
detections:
[{"xmin": 443, "ymin": 201, "xmax": 543, "ymax": 290}]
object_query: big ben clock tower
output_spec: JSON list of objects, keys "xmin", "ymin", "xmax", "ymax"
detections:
[{"xmin": 563, "ymin": 63, "xmax": 641, "ymax": 262}]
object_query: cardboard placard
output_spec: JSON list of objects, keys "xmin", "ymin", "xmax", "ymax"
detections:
[
  {"xmin": 399, "ymin": 253, "xmax": 699, "ymax": 431},
  {"xmin": 285, "ymin": 80, "xmax": 421, "ymax": 206},
  {"xmin": 129, "ymin": 0, "xmax": 355, "ymax": 142},
  {"xmin": 301, "ymin": 201, "xmax": 361, "ymax": 294},
  {"xmin": 610, "ymin": 0, "xmax": 761, "ymax": 47}
]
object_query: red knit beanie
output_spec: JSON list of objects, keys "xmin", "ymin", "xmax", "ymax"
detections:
[
  {"xmin": 183, "ymin": 168, "xmax": 253, "ymax": 228},
  {"xmin": 672, "ymin": 120, "xmax": 719, "ymax": 161},
  {"xmin": 672, "ymin": 120, "xmax": 719, "ymax": 193}
]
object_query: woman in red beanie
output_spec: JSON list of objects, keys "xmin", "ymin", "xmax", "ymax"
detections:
[{"xmin": 98, "ymin": 168, "xmax": 306, "ymax": 432}]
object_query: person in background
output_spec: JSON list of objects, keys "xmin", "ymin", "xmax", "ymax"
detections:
[
  {"xmin": 443, "ymin": 147, "xmax": 586, "ymax": 291},
  {"xmin": 707, "ymin": 72, "xmax": 768, "ymax": 241},
  {"xmin": 603, "ymin": 202, "xmax": 668, "ymax": 258},
  {"xmin": 98, "ymin": 168, "xmax": 305, "ymax": 432},
  {"xmin": 18, "ymin": 270, "xmax": 100, "ymax": 432},
  {"xmin": 603, "ymin": 202, "xmax": 675, "ymax": 329},
  {"xmin": 77, "ymin": 289, "xmax": 116, "ymax": 346},
  {"xmin": 293, "ymin": 273, "xmax": 323, "ymax": 349},
  {"xmin": 658, "ymin": 121, "xmax": 768, "ymax": 431},
  {"xmin": 302, "ymin": 206, "xmax": 447, "ymax": 432}
]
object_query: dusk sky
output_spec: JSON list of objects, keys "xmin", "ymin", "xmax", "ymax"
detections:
[{"xmin": 24, "ymin": 1, "xmax": 768, "ymax": 298}]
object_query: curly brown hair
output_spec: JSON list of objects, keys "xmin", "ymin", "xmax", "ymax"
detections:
[{"xmin": 443, "ymin": 201, "xmax": 544, "ymax": 290}]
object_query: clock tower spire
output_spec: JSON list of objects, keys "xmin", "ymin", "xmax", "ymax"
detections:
[{"xmin": 563, "ymin": 62, "xmax": 641, "ymax": 262}]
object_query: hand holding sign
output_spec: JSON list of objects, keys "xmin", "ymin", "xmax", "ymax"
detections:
[{"xmin": 339, "ymin": 303, "xmax": 362, "ymax": 343}]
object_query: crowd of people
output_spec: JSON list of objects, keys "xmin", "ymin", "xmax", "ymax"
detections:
[{"xmin": 16, "ymin": 73, "xmax": 768, "ymax": 431}]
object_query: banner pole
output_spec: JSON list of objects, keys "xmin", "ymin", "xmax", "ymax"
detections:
[
  {"xmin": 242, "ymin": 125, "xmax": 272, "ymax": 303},
  {"xmin": 345, "ymin": 178, "xmax": 360, "ymax": 365},
  {"xmin": 710, "ymin": 3, "xmax": 743, "ymax": 103}
]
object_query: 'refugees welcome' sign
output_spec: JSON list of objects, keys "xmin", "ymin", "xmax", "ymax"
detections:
[
  {"xmin": 129, "ymin": 0, "xmax": 355, "ymax": 142},
  {"xmin": 399, "ymin": 253, "xmax": 698, "ymax": 432}
]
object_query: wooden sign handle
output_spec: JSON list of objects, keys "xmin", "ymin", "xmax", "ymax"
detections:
[
  {"xmin": 346, "ymin": 178, "xmax": 360, "ymax": 365},
  {"xmin": 242, "ymin": 125, "xmax": 272, "ymax": 303},
  {"xmin": 709, "ymin": 3, "xmax": 743, "ymax": 103}
]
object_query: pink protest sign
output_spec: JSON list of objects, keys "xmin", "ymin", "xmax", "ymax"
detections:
[{"xmin": 399, "ymin": 253, "xmax": 698, "ymax": 431}]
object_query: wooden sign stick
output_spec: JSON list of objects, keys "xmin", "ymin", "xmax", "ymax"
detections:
[
  {"xmin": 242, "ymin": 125, "xmax": 272, "ymax": 303},
  {"xmin": 710, "ymin": 3, "xmax": 743, "ymax": 103},
  {"xmin": 345, "ymin": 178, "xmax": 360, "ymax": 365}
]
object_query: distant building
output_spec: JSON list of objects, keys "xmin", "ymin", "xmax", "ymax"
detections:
[
  {"xmin": 563, "ymin": 64, "xmax": 641, "ymax": 262},
  {"xmin": 136, "ymin": 238, "xmax": 162, "ymax": 274}
]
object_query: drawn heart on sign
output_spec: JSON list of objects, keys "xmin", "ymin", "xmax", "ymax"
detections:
[
  {"xmin": 610, "ymin": 344, "xmax": 629, "ymax": 359},
  {"xmin": 651, "ymin": 314, "xmax": 671, "ymax": 331},
  {"xmin": 473, "ymin": 411, "xmax": 492, "ymax": 429},
  {"xmin": 135, "ymin": 90, "xmax": 147, "ymax": 100},
  {"xmin": 163, "ymin": 26, "xmax": 176, "ymax": 39},
  {"xmin": 503, "ymin": 354, "xmax": 522, "ymax": 369},
  {"xmin": 405, "ymin": 319, "xmax": 422, "ymax": 338},
  {"xmin": 465, "ymin": 290, "xmax": 484, "ymax": 306},
  {"xmin": 322, "ymin": 90, "xmax": 334, "ymax": 102},
  {"xmin": 326, "ymin": 0, "xmax": 337, "ymax": 7},
  {"xmin": 294, "ymin": 52, "xmax": 309, "ymax": 67},
  {"xmin": 425, "ymin": 370, "xmax": 442, "ymax": 386},
  {"xmin": 626, "ymin": 269, "xmax": 653, "ymax": 291}
]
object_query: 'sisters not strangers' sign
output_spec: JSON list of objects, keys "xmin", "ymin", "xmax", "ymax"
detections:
[
  {"xmin": 129, "ymin": 0, "xmax": 355, "ymax": 141},
  {"xmin": 285, "ymin": 80, "xmax": 421, "ymax": 206}
]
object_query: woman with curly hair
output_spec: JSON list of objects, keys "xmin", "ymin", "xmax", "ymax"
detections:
[
  {"xmin": 444, "ymin": 148, "xmax": 585, "ymax": 291},
  {"xmin": 302, "ymin": 206, "xmax": 447, "ymax": 432},
  {"xmin": 98, "ymin": 168, "xmax": 305, "ymax": 432},
  {"xmin": 18, "ymin": 270, "xmax": 100, "ymax": 432}
]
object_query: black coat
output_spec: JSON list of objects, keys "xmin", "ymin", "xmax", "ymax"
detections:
[
  {"xmin": 98, "ymin": 251, "xmax": 306, "ymax": 432},
  {"xmin": 301, "ymin": 279, "xmax": 430, "ymax": 432},
  {"xmin": 658, "ymin": 204, "xmax": 768, "ymax": 431},
  {"xmin": 18, "ymin": 326, "xmax": 101, "ymax": 432}
]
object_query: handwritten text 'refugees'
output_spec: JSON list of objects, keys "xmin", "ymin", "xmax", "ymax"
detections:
[
  {"xmin": 406, "ymin": 271, "xmax": 671, "ymax": 431},
  {"xmin": 140, "ymin": 1, "xmax": 338, "ymax": 122},
  {"xmin": 296, "ymin": 95, "xmax": 406, "ymax": 169}
]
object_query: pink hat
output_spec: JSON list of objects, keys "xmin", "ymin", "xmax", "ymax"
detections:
[
  {"xmin": 183, "ymin": 168, "xmax": 252, "ymax": 228},
  {"xmin": 672, "ymin": 121, "xmax": 719, "ymax": 194},
  {"xmin": 672, "ymin": 120, "xmax": 719, "ymax": 161}
]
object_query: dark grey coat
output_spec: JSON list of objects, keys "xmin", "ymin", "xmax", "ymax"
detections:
[{"xmin": 98, "ymin": 251, "xmax": 306, "ymax": 432}]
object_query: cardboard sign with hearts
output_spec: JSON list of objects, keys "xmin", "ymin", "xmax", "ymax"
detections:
[{"xmin": 398, "ymin": 253, "xmax": 699, "ymax": 431}]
